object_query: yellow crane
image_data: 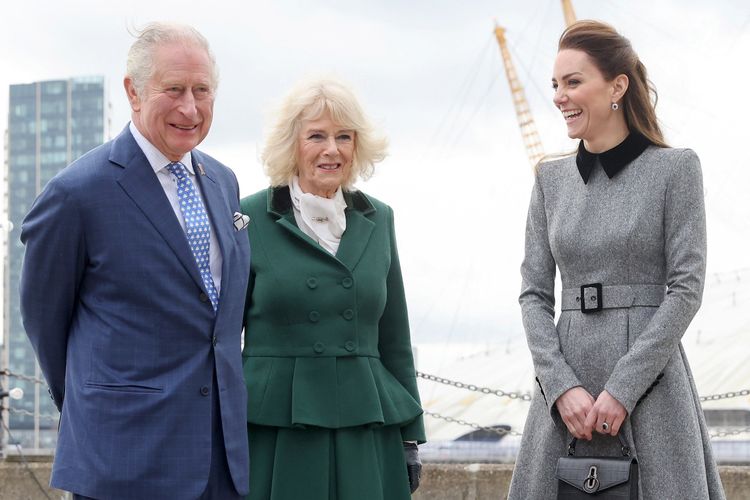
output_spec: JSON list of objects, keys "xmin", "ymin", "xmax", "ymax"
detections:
[
  {"xmin": 494, "ymin": 2, "xmax": 577, "ymax": 166},
  {"xmin": 561, "ymin": 0, "xmax": 578, "ymax": 27},
  {"xmin": 493, "ymin": 24, "xmax": 545, "ymax": 167}
]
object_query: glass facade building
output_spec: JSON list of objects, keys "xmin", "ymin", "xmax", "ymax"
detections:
[{"xmin": 3, "ymin": 77, "xmax": 108, "ymax": 451}]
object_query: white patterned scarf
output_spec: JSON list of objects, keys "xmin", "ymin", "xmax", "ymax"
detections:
[{"xmin": 289, "ymin": 176, "xmax": 347, "ymax": 255}]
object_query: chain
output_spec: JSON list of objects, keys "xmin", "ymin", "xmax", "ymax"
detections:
[
  {"xmin": 417, "ymin": 372, "xmax": 532, "ymax": 401},
  {"xmin": 0, "ymin": 368, "xmax": 47, "ymax": 386},
  {"xmin": 424, "ymin": 410, "xmax": 523, "ymax": 437},
  {"xmin": 3, "ymin": 406, "xmax": 59, "ymax": 422},
  {"xmin": 710, "ymin": 427, "xmax": 750, "ymax": 438},
  {"xmin": 699, "ymin": 389, "xmax": 750, "ymax": 402}
]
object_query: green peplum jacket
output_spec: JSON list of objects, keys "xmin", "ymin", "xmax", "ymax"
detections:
[{"xmin": 240, "ymin": 186, "xmax": 426, "ymax": 443}]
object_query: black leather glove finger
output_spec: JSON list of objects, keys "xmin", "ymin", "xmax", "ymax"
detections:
[{"xmin": 404, "ymin": 441, "xmax": 422, "ymax": 493}]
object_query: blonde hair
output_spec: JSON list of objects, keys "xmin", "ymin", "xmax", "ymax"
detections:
[{"xmin": 262, "ymin": 77, "xmax": 388, "ymax": 189}]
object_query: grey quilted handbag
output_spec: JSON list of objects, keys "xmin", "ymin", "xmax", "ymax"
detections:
[{"xmin": 556, "ymin": 434, "xmax": 638, "ymax": 499}]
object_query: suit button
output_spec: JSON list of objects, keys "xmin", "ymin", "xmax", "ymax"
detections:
[
  {"xmin": 344, "ymin": 340, "xmax": 356, "ymax": 352},
  {"xmin": 342, "ymin": 309, "xmax": 354, "ymax": 320},
  {"xmin": 200, "ymin": 293, "xmax": 209, "ymax": 303},
  {"xmin": 212, "ymin": 335, "xmax": 217, "ymax": 347},
  {"xmin": 200, "ymin": 386, "xmax": 210, "ymax": 396},
  {"xmin": 313, "ymin": 342, "xmax": 325, "ymax": 354},
  {"xmin": 306, "ymin": 277, "xmax": 318, "ymax": 289},
  {"xmin": 309, "ymin": 311, "xmax": 320, "ymax": 323},
  {"xmin": 341, "ymin": 277, "xmax": 353, "ymax": 289}
]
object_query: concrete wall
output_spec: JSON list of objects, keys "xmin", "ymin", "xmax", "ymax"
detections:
[{"xmin": 1, "ymin": 459, "xmax": 748, "ymax": 499}]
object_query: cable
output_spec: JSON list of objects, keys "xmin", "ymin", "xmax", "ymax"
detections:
[{"xmin": 0, "ymin": 409, "xmax": 53, "ymax": 499}]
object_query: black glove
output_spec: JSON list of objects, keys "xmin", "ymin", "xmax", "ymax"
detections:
[{"xmin": 403, "ymin": 441, "xmax": 422, "ymax": 494}]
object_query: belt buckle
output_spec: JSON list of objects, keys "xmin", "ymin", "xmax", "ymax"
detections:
[{"xmin": 580, "ymin": 283, "xmax": 603, "ymax": 313}]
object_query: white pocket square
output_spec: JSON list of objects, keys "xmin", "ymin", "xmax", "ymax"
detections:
[{"xmin": 233, "ymin": 212, "xmax": 250, "ymax": 231}]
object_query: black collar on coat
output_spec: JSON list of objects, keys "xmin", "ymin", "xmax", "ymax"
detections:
[
  {"xmin": 576, "ymin": 132, "xmax": 652, "ymax": 184},
  {"xmin": 267, "ymin": 185, "xmax": 376, "ymax": 217}
]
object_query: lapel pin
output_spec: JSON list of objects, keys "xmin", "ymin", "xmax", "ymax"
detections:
[{"xmin": 197, "ymin": 163, "xmax": 206, "ymax": 176}]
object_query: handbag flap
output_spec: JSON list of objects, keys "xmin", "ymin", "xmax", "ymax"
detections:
[{"xmin": 556, "ymin": 456, "xmax": 636, "ymax": 492}]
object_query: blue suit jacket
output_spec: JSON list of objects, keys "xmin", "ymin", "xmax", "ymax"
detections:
[{"xmin": 19, "ymin": 126, "xmax": 251, "ymax": 499}]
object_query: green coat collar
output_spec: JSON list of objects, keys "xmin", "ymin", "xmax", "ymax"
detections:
[{"xmin": 265, "ymin": 186, "xmax": 377, "ymax": 271}]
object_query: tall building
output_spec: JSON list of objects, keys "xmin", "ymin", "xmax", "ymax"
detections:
[{"xmin": 2, "ymin": 77, "xmax": 109, "ymax": 451}]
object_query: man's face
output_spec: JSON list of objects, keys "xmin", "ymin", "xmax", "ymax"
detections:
[{"xmin": 126, "ymin": 42, "xmax": 215, "ymax": 161}]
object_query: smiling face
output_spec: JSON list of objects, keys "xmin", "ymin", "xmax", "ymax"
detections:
[
  {"xmin": 125, "ymin": 41, "xmax": 215, "ymax": 161},
  {"xmin": 295, "ymin": 110, "xmax": 355, "ymax": 198},
  {"xmin": 552, "ymin": 48, "xmax": 629, "ymax": 152}
]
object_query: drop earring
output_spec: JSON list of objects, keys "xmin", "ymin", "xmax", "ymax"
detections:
[{"xmin": 611, "ymin": 102, "xmax": 619, "ymax": 110}]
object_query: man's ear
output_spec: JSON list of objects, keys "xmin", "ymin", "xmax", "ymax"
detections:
[{"xmin": 124, "ymin": 77, "xmax": 141, "ymax": 112}]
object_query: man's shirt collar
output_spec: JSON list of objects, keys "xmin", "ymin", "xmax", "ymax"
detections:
[{"xmin": 129, "ymin": 122, "xmax": 194, "ymax": 175}]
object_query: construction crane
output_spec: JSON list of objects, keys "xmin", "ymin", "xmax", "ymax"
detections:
[
  {"xmin": 561, "ymin": 0, "xmax": 578, "ymax": 27},
  {"xmin": 493, "ymin": 24, "xmax": 545, "ymax": 167}
]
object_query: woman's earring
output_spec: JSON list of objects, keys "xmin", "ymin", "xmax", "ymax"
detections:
[{"xmin": 611, "ymin": 102, "xmax": 619, "ymax": 111}]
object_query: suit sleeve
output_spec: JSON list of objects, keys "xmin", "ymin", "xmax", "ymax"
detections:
[
  {"xmin": 520, "ymin": 172, "xmax": 582, "ymax": 419},
  {"xmin": 377, "ymin": 206, "xmax": 426, "ymax": 443},
  {"xmin": 20, "ymin": 178, "xmax": 86, "ymax": 411},
  {"xmin": 605, "ymin": 149, "xmax": 706, "ymax": 413}
]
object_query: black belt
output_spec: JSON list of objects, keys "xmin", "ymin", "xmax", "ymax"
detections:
[{"xmin": 561, "ymin": 284, "xmax": 665, "ymax": 313}]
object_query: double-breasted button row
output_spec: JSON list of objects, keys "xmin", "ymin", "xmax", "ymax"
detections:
[
  {"xmin": 311, "ymin": 341, "xmax": 357, "ymax": 354},
  {"xmin": 306, "ymin": 277, "xmax": 354, "ymax": 289},
  {"xmin": 313, "ymin": 342, "xmax": 325, "ymax": 354}
]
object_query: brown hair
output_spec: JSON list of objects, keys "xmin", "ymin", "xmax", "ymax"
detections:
[{"xmin": 559, "ymin": 20, "xmax": 668, "ymax": 147}]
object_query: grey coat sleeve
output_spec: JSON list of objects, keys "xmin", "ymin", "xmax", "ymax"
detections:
[
  {"xmin": 605, "ymin": 149, "xmax": 706, "ymax": 413},
  {"xmin": 520, "ymin": 173, "xmax": 582, "ymax": 418}
]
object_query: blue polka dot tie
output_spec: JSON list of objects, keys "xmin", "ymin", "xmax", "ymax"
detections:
[{"xmin": 166, "ymin": 162, "xmax": 219, "ymax": 312}]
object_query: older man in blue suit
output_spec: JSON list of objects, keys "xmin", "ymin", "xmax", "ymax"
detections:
[{"xmin": 20, "ymin": 23, "xmax": 250, "ymax": 500}]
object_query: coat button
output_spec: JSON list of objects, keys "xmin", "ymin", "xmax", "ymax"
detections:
[
  {"xmin": 200, "ymin": 293, "xmax": 209, "ymax": 302},
  {"xmin": 309, "ymin": 311, "xmax": 320, "ymax": 323},
  {"xmin": 342, "ymin": 309, "xmax": 354, "ymax": 320},
  {"xmin": 306, "ymin": 277, "xmax": 318, "ymax": 289},
  {"xmin": 344, "ymin": 340, "xmax": 356, "ymax": 352},
  {"xmin": 341, "ymin": 277, "xmax": 353, "ymax": 289},
  {"xmin": 200, "ymin": 386, "xmax": 210, "ymax": 396},
  {"xmin": 313, "ymin": 342, "xmax": 325, "ymax": 354},
  {"xmin": 212, "ymin": 335, "xmax": 217, "ymax": 347}
]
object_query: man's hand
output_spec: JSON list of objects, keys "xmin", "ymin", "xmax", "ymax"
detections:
[{"xmin": 555, "ymin": 386, "xmax": 595, "ymax": 440}]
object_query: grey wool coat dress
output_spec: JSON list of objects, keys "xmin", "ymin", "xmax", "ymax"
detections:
[{"xmin": 508, "ymin": 134, "xmax": 726, "ymax": 499}]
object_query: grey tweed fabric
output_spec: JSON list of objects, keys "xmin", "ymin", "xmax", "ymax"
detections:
[{"xmin": 508, "ymin": 147, "xmax": 726, "ymax": 499}]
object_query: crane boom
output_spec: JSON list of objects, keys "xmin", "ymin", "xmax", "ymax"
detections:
[
  {"xmin": 493, "ymin": 25, "xmax": 545, "ymax": 167},
  {"xmin": 561, "ymin": 0, "xmax": 578, "ymax": 27}
]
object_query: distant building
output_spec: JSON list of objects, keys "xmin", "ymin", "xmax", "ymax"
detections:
[{"xmin": 2, "ymin": 77, "xmax": 109, "ymax": 451}]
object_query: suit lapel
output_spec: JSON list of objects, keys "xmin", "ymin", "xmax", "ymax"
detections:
[
  {"xmin": 111, "ymin": 128, "xmax": 205, "ymax": 293},
  {"xmin": 267, "ymin": 187, "xmax": 376, "ymax": 271},
  {"xmin": 335, "ymin": 209, "xmax": 375, "ymax": 271},
  {"xmin": 192, "ymin": 153, "xmax": 234, "ymax": 300}
]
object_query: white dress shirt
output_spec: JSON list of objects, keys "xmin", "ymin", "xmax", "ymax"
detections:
[{"xmin": 129, "ymin": 122, "xmax": 223, "ymax": 293}]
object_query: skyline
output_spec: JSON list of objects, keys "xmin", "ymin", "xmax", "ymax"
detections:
[{"xmin": 2, "ymin": 0, "xmax": 749, "ymax": 345}]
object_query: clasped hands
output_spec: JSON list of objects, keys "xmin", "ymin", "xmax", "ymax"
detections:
[{"xmin": 555, "ymin": 387, "xmax": 627, "ymax": 440}]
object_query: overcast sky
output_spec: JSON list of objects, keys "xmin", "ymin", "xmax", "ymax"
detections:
[{"xmin": 2, "ymin": 0, "xmax": 749, "ymax": 345}]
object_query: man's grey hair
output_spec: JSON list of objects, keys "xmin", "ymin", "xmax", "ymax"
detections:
[{"xmin": 126, "ymin": 22, "xmax": 219, "ymax": 97}]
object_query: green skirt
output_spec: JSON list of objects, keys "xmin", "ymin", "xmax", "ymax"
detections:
[{"xmin": 246, "ymin": 423, "xmax": 411, "ymax": 500}]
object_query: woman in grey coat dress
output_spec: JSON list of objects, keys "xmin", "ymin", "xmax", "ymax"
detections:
[{"xmin": 508, "ymin": 21, "xmax": 726, "ymax": 499}]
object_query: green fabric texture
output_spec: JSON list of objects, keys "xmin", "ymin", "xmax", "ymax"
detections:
[
  {"xmin": 246, "ymin": 424, "xmax": 412, "ymax": 500},
  {"xmin": 241, "ymin": 187, "xmax": 426, "ymax": 443}
]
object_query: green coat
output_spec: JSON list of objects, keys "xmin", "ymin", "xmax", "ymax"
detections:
[{"xmin": 241, "ymin": 186, "xmax": 425, "ymax": 443}]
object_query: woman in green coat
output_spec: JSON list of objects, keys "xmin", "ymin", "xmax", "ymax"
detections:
[{"xmin": 241, "ymin": 77, "xmax": 425, "ymax": 500}]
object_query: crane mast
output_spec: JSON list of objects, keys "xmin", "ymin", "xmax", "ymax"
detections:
[
  {"xmin": 561, "ymin": 0, "xmax": 578, "ymax": 27},
  {"xmin": 493, "ymin": 25, "xmax": 545, "ymax": 167}
]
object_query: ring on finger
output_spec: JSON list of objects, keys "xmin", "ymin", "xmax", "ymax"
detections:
[{"xmin": 601, "ymin": 422, "xmax": 609, "ymax": 431}]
